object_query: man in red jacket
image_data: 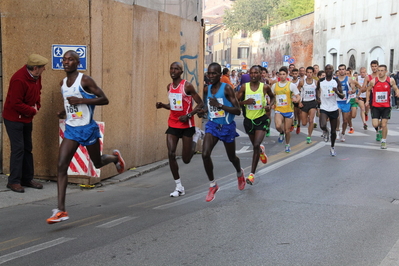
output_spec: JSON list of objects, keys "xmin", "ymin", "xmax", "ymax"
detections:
[{"xmin": 3, "ymin": 54, "xmax": 48, "ymax": 193}]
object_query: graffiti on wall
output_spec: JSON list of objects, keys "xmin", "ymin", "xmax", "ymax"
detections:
[{"xmin": 180, "ymin": 32, "xmax": 199, "ymax": 89}]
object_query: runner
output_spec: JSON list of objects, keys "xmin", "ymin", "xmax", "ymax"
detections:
[
  {"xmin": 271, "ymin": 66, "xmax": 300, "ymax": 153},
  {"xmin": 299, "ymin": 66, "xmax": 318, "ymax": 144},
  {"xmin": 156, "ymin": 62, "xmax": 204, "ymax": 197},
  {"xmin": 335, "ymin": 64, "xmax": 357, "ymax": 142},
  {"xmin": 313, "ymin": 64, "xmax": 320, "ymax": 80},
  {"xmin": 260, "ymin": 66, "xmax": 272, "ymax": 137},
  {"xmin": 346, "ymin": 67, "xmax": 359, "ymax": 134},
  {"xmin": 236, "ymin": 65, "xmax": 275, "ymax": 185},
  {"xmin": 356, "ymin": 67, "xmax": 369, "ymax": 130},
  {"xmin": 316, "ymin": 64, "xmax": 345, "ymax": 156},
  {"xmin": 366, "ymin": 60, "xmax": 382, "ymax": 140},
  {"xmin": 365, "ymin": 64, "xmax": 399, "ymax": 149},
  {"xmin": 291, "ymin": 68, "xmax": 303, "ymax": 134},
  {"xmin": 47, "ymin": 50, "xmax": 126, "ymax": 224},
  {"xmin": 198, "ymin": 62, "xmax": 244, "ymax": 202}
]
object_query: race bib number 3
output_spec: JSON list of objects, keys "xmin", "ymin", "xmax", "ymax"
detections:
[{"xmin": 169, "ymin": 93, "xmax": 183, "ymax": 111}]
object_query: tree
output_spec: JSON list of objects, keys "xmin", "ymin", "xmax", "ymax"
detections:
[
  {"xmin": 275, "ymin": 0, "xmax": 314, "ymax": 21},
  {"xmin": 223, "ymin": 0, "xmax": 278, "ymax": 35}
]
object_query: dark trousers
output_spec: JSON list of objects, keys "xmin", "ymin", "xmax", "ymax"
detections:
[{"xmin": 4, "ymin": 119, "xmax": 34, "ymax": 184}]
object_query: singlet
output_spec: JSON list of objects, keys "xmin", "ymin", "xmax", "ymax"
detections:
[
  {"xmin": 62, "ymin": 72, "xmax": 96, "ymax": 127},
  {"xmin": 244, "ymin": 83, "xmax": 266, "ymax": 120},
  {"xmin": 319, "ymin": 77, "xmax": 339, "ymax": 112},
  {"xmin": 168, "ymin": 80, "xmax": 195, "ymax": 129},
  {"xmin": 207, "ymin": 83, "xmax": 235, "ymax": 125},
  {"xmin": 291, "ymin": 78, "xmax": 300, "ymax": 88},
  {"xmin": 358, "ymin": 76, "xmax": 366, "ymax": 98},
  {"xmin": 273, "ymin": 81, "xmax": 295, "ymax": 113},
  {"xmin": 372, "ymin": 77, "xmax": 391, "ymax": 108},
  {"xmin": 337, "ymin": 76, "xmax": 350, "ymax": 103},
  {"xmin": 301, "ymin": 79, "xmax": 317, "ymax": 102}
]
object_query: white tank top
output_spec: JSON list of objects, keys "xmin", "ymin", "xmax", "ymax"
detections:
[
  {"xmin": 301, "ymin": 79, "xmax": 317, "ymax": 102},
  {"xmin": 61, "ymin": 73, "xmax": 96, "ymax": 127},
  {"xmin": 358, "ymin": 76, "xmax": 366, "ymax": 98},
  {"xmin": 319, "ymin": 78, "xmax": 339, "ymax": 112}
]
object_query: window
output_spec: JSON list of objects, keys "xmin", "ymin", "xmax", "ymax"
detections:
[
  {"xmin": 390, "ymin": 49, "xmax": 394, "ymax": 73},
  {"xmin": 238, "ymin": 47, "xmax": 249, "ymax": 59},
  {"xmin": 349, "ymin": 55, "xmax": 356, "ymax": 70}
]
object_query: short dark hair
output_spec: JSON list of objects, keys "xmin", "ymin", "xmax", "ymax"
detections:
[
  {"xmin": 208, "ymin": 62, "xmax": 221, "ymax": 73},
  {"xmin": 306, "ymin": 66, "xmax": 314, "ymax": 72},
  {"xmin": 370, "ymin": 60, "xmax": 379, "ymax": 66},
  {"xmin": 338, "ymin": 64, "xmax": 346, "ymax": 69},
  {"xmin": 279, "ymin": 66, "xmax": 288, "ymax": 74},
  {"xmin": 379, "ymin": 64, "xmax": 387, "ymax": 70},
  {"xmin": 292, "ymin": 68, "xmax": 299, "ymax": 73},
  {"xmin": 317, "ymin": 70, "xmax": 325, "ymax": 77},
  {"xmin": 222, "ymin": 68, "xmax": 229, "ymax": 75}
]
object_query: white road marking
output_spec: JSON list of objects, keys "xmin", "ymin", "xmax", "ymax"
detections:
[
  {"xmin": 0, "ymin": 237, "xmax": 75, "ymax": 264},
  {"xmin": 236, "ymin": 146, "xmax": 251, "ymax": 154},
  {"xmin": 379, "ymin": 237, "xmax": 399, "ymax": 266},
  {"xmin": 96, "ymin": 216, "xmax": 138, "ymax": 228},
  {"xmin": 154, "ymin": 142, "xmax": 326, "ymax": 210},
  {"xmin": 334, "ymin": 143, "xmax": 399, "ymax": 153}
]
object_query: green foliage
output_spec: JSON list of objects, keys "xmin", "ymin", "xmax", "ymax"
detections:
[
  {"xmin": 261, "ymin": 25, "xmax": 271, "ymax": 43},
  {"xmin": 223, "ymin": 0, "xmax": 314, "ymax": 35}
]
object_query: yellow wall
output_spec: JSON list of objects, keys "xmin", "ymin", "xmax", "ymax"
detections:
[{"xmin": 0, "ymin": 0, "xmax": 204, "ymax": 182}]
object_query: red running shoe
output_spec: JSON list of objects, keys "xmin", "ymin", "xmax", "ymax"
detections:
[
  {"xmin": 259, "ymin": 145, "xmax": 268, "ymax": 164},
  {"xmin": 237, "ymin": 168, "xmax": 246, "ymax": 190},
  {"xmin": 206, "ymin": 184, "xmax": 220, "ymax": 202},
  {"xmin": 296, "ymin": 126, "xmax": 300, "ymax": 134},
  {"xmin": 113, "ymin": 149, "xmax": 125, "ymax": 174}
]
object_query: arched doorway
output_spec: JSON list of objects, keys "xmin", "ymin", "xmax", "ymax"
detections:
[{"xmin": 349, "ymin": 55, "xmax": 356, "ymax": 70}]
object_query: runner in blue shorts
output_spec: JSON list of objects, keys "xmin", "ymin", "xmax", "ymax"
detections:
[
  {"xmin": 198, "ymin": 62, "xmax": 245, "ymax": 202},
  {"xmin": 47, "ymin": 50, "xmax": 126, "ymax": 224}
]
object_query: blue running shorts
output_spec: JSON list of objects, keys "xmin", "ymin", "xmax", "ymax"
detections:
[
  {"xmin": 337, "ymin": 101, "xmax": 351, "ymax": 113},
  {"xmin": 205, "ymin": 120, "xmax": 239, "ymax": 143},
  {"xmin": 64, "ymin": 120, "xmax": 101, "ymax": 146}
]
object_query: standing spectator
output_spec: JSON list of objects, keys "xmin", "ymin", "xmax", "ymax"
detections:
[
  {"xmin": 220, "ymin": 67, "xmax": 234, "ymax": 89},
  {"xmin": 230, "ymin": 69, "xmax": 239, "ymax": 88},
  {"xmin": 3, "ymin": 54, "xmax": 48, "ymax": 193}
]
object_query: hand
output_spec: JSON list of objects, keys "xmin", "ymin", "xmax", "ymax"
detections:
[
  {"xmin": 365, "ymin": 102, "xmax": 369, "ymax": 108},
  {"xmin": 332, "ymin": 87, "xmax": 338, "ymax": 93},
  {"xmin": 57, "ymin": 110, "xmax": 66, "ymax": 119},
  {"xmin": 197, "ymin": 109, "xmax": 206, "ymax": 118},
  {"xmin": 299, "ymin": 102, "xmax": 303, "ymax": 108},
  {"xmin": 246, "ymin": 98, "xmax": 255, "ymax": 105},
  {"xmin": 66, "ymin": 96, "xmax": 81, "ymax": 105},
  {"xmin": 178, "ymin": 115, "xmax": 189, "ymax": 123},
  {"xmin": 156, "ymin": 102, "xmax": 163, "ymax": 109},
  {"xmin": 208, "ymin": 97, "xmax": 219, "ymax": 107}
]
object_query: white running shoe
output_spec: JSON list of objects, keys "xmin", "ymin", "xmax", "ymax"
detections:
[
  {"xmin": 170, "ymin": 186, "xmax": 185, "ymax": 197},
  {"xmin": 330, "ymin": 147, "xmax": 336, "ymax": 157},
  {"xmin": 336, "ymin": 131, "xmax": 341, "ymax": 140},
  {"xmin": 340, "ymin": 134, "xmax": 345, "ymax": 142}
]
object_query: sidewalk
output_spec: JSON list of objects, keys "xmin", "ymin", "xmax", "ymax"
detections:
[{"xmin": 0, "ymin": 159, "xmax": 169, "ymax": 209}]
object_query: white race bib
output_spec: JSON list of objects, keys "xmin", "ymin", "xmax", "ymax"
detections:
[
  {"xmin": 246, "ymin": 94, "xmax": 262, "ymax": 110},
  {"xmin": 376, "ymin": 91, "xmax": 388, "ymax": 103},
  {"xmin": 208, "ymin": 98, "xmax": 225, "ymax": 119},
  {"xmin": 276, "ymin": 94, "xmax": 288, "ymax": 106},
  {"xmin": 169, "ymin": 93, "xmax": 183, "ymax": 111}
]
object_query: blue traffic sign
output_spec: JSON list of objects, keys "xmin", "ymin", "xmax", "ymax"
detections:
[
  {"xmin": 52, "ymin": 44, "xmax": 87, "ymax": 70},
  {"xmin": 283, "ymin": 55, "xmax": 290, "ymax": 62},
  {"xmin": 262, "ymin": 61, "xmax": 268, "ymax": 68},
  {"xmin": 226, "ymin": 64, "xmax": 231, "ymax": 68},
  {"xmin": 288, "ymin": 57, "xmax": 295, "ymax": 64}
]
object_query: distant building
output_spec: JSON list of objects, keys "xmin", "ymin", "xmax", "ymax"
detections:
[{"xmin": 313, "ymin": 0, "xmax": 399, "ymax": 73}]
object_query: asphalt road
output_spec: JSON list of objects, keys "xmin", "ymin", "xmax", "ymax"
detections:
[{"xmin": 2, "ymin": 110, "xmax": 399, "ymax": 266}]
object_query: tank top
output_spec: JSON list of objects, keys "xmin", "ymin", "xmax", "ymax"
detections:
[
  {"xmin": 168, "ymin": 80, "xmax": 194, "ymax": 128},
  {"xmin": 207, "ymin": 83, "xmax": 235, "ymax": 125},
  {"xmin": 319, "ymin": 78, "xmax": 339, "ymax": 112},
  {"xmin": 301, "ymin": 79, "xmax": 317, "ymax": 102},
  {"xmin": 274, "ymin": 81, "xmax": 294, "ymax": 113},
  {"xmin": 337, "ymin": 76, "xmax": 349, "ymax": 103},
  {"xmin": 358, "ymin": 76, "xmax": 366, "ymax": 98},
  {"xmin": 372, "ymin": 77, "xmax": 391, "ymax": 108},
  {"xmin": 244, "ymin": 83, "xmax": 266, "ymax": 120},
  {"xmin": 62, "ymin": 72, "xmax": 96, "ymax": 127}
]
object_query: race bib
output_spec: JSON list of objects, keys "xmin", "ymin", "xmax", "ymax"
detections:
[
  {"xmin": 66, "ymin": 103, "xmax": 84, "ymax": 120},
  {"xmin": 276, "ymin": 94, "xmax": 288, "ymax": 106},
  {"xmin": 304, "ymin": 88, "xmax": 315, "ymax": 100},
  {"xmin": 376, "ymin": 91, "xmax": 388, "ymax": 103},
  {"xmin": 169, "ymin": 93, "xmax": 183, "ymax": 111},
  {"xmin": 323, "ymin": 87, "xmax": 335, "ymax": 98},
  {"xmin": 246, "ymin": 94, "xmax": 262, "ymax": 110},
  {"xmin": 208, "ymin": 98, "xmax": 225, "ymax": 119}
]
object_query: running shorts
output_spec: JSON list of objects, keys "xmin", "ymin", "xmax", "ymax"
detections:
[
  {"xmin": 300, "ymin": 100, "xmax": 318, "ymax": 113},
  {"xmin": 205, "ymin": 120, "xmax": 239, "ymax": 143},
  {"xmin": 275, "ymin": 111, "xmax": 294, "ymax": 119},
  {"xmin": 337, "ymin": 102, "xmax": 351, "ymax": 113},
  {"xmin": 320, "ymin": 109, "xmax": 339, "ymax": 120},
  {"xmin": 165, "ymin": 126, "xmax": 195, "ymax": 138},
  {"xmin": 243, "ymin": 114, "xmax": 269, "ymax": 134},
  {"xmin": 371, "ymin": 107, "xmax": 391, "ymax": 120},
  {"xmin": 64, "ymin": 120, "xmax": 101, "ymax": 146}
]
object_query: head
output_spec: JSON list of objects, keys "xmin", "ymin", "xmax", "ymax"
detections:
[
  {"xmin": 378, "ymin": 65, "xmax": 388, "ymax": 78},
  {"xmin": 299, "ymin": 67, "xmax": 306, "ymax": 77},
  {"xmin": 291, "ymin": 68, "xmax": 299, "ymax": 79},
  {"xmin": 313, "ymin": 64, "xmax": 320, "ymax": 74},
  {"xmin": 207, "ymin": 62, "xmax": 222, "ymax": 85},
  {"xmin": 26, "ymin": 54, "xmax": 48, "ymax": 78},
  {"xmin": 222, "ymin": 68, "xmax": 230, "ymax": 76},
  {"xmin": 325, "ymin": 64, "xmax": 334, "ymax": 78},
  {"xmin": 279, "ymin": 66, "xmax": 289, "ymax": 81},
  {"xmin": 231, "ymin": 70, "xmax": 236, "ymax": 76},
  {"xmin": 370, "ymin": 60, "xmax": 379, "ymax": 73},
  {"xmin": 260, "ymin": 66, "xmax": 268, "ymax": 79},
  {"xmin": 249, "ymin": 65, "xmax": 262, "ymax": 83},
  {"xmin": 337, "ymin": 64, "xmax": 346, "ymax": 77},
  {"xmin": 317, "ymin": 70, "xmax": 326, "ymax": 79},
  {"xmin": 306, "ymin": 66, "xmax": 314, "ymax": 78},
  {"xmin": 169, "ymin": 62, "xmax": 183, "ymax": 79},
  {"xmin": 289, "ymin": 63, "xmax": 295, "ymax": 72},
  {"xmin": 62, "ymin": 50, "xmax": 80, "ymax": 73},
  {"xmin": 346, "ymin": 67, "xmax": 352, "ymax": 77},
  {"xmin": 359, "ymin": 67, "xmax": 367, "ymax": 78}
]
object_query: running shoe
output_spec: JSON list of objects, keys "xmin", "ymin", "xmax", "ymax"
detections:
[
  {"xmin": 285, "ymin": 144, "xmax": 291, "ymax": 153},
  {"xmin": 290, "ymin": 125, "xmax": 294, "ymax": 132},
  {"xmin": 113, "ymin": 149, "xmax": 125, "ymax": 174},
  {"xmin": 237, "ymin": 168, "xmax": 246, "ymax": 190},
  {"xmin": 323, "ymin": 130, "xmax": 329, "ymax": 142},
  {"xmin": 376, "ymin": 131, "xmax": 382, "ymax": 141},
  {"xmin": 363, "ymin": 123, "xmax": 368, "ymax": 130},
  {"xmin": 296, "ymin": 126, "xmax": 300, "ymax": 134},
  {"xmin": 365, "ymin": 113, "xmax": 368, "ymax": 121},
  {"xmin": 246, "ymin": 173, "xmax": 255, "ymax": 185},
  {"xmin": 278, "ymin": 133, "xmax": 285, "ymax": 143},
  {"xmin": 381, "ymin": 142, "xmax": 387, "ymax": 149},
  {"xmin": 293, "ymin": 120, "xmax": 298, "ymax": 127},
  {"xmin": 266, "ymin": 129, "xmax": 270, "ymax": 137},
  {"xmin": 336, "ymin": 131, "xmax": 341, "ymax": 140},
  {"xmin": 330, "ymin": 147, "xmax": 336, "ymax": 157},
  {"xmin": 306, "ymin": 137, "xmax": 312, "ymax": 144},
  {"xmin": 314, "ymin": 123, "xmax": 318, "ymax": 128},
  {"xmin": 47, "ymin": 209, "xmax": 69, "ymax": 224},
  {"xmin": 206, "ymin": 184, "xmax": 220, "ymax": 202},
  {"xmin": 348, "ymin": 127, "xmax": 354, "ymax": 134},
  {"xmin": 170, "ymin": 186, "xmax": 185, "ymax": 197},
  {"xmin": 259, "ymin": 145, "xmax": 268, "ymax": 164},
  {"xmin": 340, "ymin": 135, "xmax": 346, "ymax": 142}
]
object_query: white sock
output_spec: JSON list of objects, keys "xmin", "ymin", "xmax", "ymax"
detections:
[
  {"xmin": 237, "ymin": 169, "xmax": 242, "ymax": 177},
  {"xmin": 381, "ymin": 139, "xmax": 386, "ymax": 143},
  {"xmin": 175, "ymin": 179, "xmax": 182, "ymax": 188},
  {"xmin": 210, "ymin": 181, "xmax": 216, "ymax": 187}
]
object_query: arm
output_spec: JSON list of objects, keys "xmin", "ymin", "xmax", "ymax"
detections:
[
  {"xmin": 179, "ymin": 82, "xmax": 204, "ymax": 122},
  {"xmin": 66, "ymin": 75, "xmax": 109, "ymax": 106},
  {"xmin": 208, "ymin": 84, "xmax": 240, "ymax": 115},
  {"xmin": 197, "ymin": 85, "xmax": 208, "ymax": 118},
  {"xmin": 290, "ymin": 83, "xmax": 301, "ymax": 103},
  {"xmin": 264, "ymin": 84, "xmax": 275, "ymax": 110},
  {"xmin": 391, "ymin": 79, "xmax": 399, "ymax": 98},
  {"xmin": 236, "ymin": 84, "xmax": 254, "ymax": 106},
  {"xmin": 156, "ymin": 84, "xmax": 171, "ymax": 110},
  {"xmin": 365, "ymin": 79, "xmax": 374, "ymax": 107},
  {"xmin": 9, "ymin": 79, "xmax": 38, "ymax": 117},
  {"xmin": 334, "ymin": 79, "xmax": 345, "ymax": 99},
  {"xmin": 316, "ymin": 80, "xmax": 321, "ymax": 105}
]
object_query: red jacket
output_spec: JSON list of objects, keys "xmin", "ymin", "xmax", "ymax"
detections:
[{"xmin": 3, "ymin": 65, "xmax": 41, "ymax": 123}]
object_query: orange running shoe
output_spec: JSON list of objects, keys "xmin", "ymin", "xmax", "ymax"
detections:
[
  {"xmin": 259, "ymin": 145, "xmax": 268, "ymax": 164},
  {"xmin": 246, "ymin": 173, "xmax": 255, "ymax": 185},
  {"xmin": 47, "ymin": 209, "xmax": 69, "ymax": 224},
  {"xmin": 348, "ymin": 127, "xmax": 354, "ymax": 134},
  {"xmin": 113, "ymin": 149, "xmax": 125, "ymax": 174}
]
